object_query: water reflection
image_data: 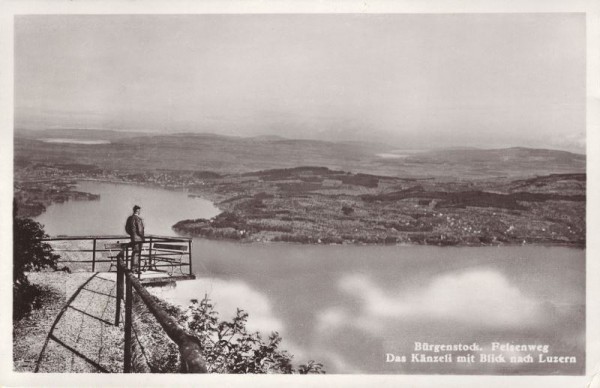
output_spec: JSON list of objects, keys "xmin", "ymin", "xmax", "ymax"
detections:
[
  {"xmin": 334, "ymin": 269, "xmax": 542, "ymax": 328},
  {"xmin": 311, "ymin": 268, "xmax": 584, "ymax": 373},
  {"xmin": 149, "ymin": 263, "xmax": 584, "ymax": 374}
]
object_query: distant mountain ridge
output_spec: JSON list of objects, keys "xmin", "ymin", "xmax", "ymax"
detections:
[
  {"xmin": 14, "ymin": 129, "xmax": 585, "ymax": 178},
  {"xmin": 16, "ymin": 128, "xmax": 585, "ymax": 153},
  {"xmin": 409, "ymin": 146, "xmax": 585, "ymax": 162}
]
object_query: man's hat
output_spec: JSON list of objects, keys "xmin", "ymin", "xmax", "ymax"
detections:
[{"xmin": 133, "ymin": 205, "xmax": 141, "ymax": 212}]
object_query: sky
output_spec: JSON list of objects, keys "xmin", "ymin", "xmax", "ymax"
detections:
[{"xmin": 15, "ymin": 14, "xmax": 585, "ymax": 152}]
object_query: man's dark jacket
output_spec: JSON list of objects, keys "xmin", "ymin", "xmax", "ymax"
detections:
[{"xmin": 125, "ymin": 214, "xmax": 145, "ymax": 242}]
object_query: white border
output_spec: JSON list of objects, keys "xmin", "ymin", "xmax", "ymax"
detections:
[{"xmin": 1, "ymin": 1, "xmax": 598, "ymax": 387}]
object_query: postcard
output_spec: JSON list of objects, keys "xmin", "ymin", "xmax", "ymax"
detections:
[{"xmin": 2, "ymin": 1, "xmax": 599, "ymax": 387}]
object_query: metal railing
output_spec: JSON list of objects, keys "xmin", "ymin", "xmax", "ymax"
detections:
[{"xmin": 43, "ymin": 235, "xmax": 193, "ymax": 277}]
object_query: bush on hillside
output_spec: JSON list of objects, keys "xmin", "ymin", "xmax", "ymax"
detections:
[
  {"xmin": 13, "ymin": 201, "xmax": 62, "ymax": 319},
  {"xmin": 179, "ymin": 298, "xmax": 325, "ymax": 374}
]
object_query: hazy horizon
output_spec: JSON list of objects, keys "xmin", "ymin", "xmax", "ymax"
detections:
[{"xmin": 15, "ymin": 14, "xmax": 585, "ymax": 153}]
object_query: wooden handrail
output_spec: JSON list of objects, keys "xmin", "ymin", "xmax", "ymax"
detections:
[{"xmin": 116, "ymin": 251, "xmax": 207, "ymax": 373}]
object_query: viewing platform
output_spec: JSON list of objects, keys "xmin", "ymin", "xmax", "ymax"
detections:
[
  {"xmin": 33, "ymin": 235, "xmax": 206, "ymax": 373},
  {"xmin": 43, "ymin": 235, "xmax": 196, "ymax": 285}
]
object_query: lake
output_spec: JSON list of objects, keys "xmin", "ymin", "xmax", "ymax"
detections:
[
  {"xmin": 38, "ymin": 138, "xmax": 112, "ymax": 145},
  {"xmin": 35, "ymin": 181, "xmax": 585, "ymax": 375}
]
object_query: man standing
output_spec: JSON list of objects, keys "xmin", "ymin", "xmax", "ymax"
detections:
[{"xmin": 125, "ymin": 205, "xmax": 145, "ymax": 271}]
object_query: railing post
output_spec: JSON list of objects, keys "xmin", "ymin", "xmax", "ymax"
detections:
[
  {"xmin": 188, "ymin": 239, "xmax": 193, "ymax": 276},
  {"xmin": 149, "ymin": 236, "xmax": 153, "ymax": 271},
  {"xmin": 124, "ymin": 271, "xmax": 133, "ymax": 373},
  {"xmin": 115, "ymin": 257, "xmax": 122, "ymax": 326},
  {"xmin": 92, "ymin": 238, "xmax": 97, "ymax": 272}
]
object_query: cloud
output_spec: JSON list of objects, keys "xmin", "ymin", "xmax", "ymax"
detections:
[
  {"xmin": 319, "ymin": 268, "xmax": 544, "ymax": 333},
  {"xmin": 149, "ymin": 277, "xmax": 284, "ymax": 334},
  {"xmin": 547, "ymin": 131, "xmax": 586, "ymax": 153}
]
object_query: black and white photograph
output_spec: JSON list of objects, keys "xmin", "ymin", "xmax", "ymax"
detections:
[{"xmin": 2, "ymin": 1, "xmax": 599, "ymax": 387}]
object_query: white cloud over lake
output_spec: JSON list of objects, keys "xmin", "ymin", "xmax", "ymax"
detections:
[
  {"xmin": 149, "ymin": 277, "xmax": 284, "ymax": 334},
  {"xmin": 318, "ymin": 268, "xmax": 544, "ymax": 335}
]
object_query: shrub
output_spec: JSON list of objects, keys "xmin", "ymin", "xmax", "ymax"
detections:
[
  {"xmin": 193, "ymin": 171, "xmax": 222, "ymax": 179},
  {"xmin": 341, "ymin": 205, "xmax": 354, "ymax": 216},
  {"xmin": 13, "ymin": 201, "xmax": 62, "ymax": 319},
  {"xmin": 211, "ymin": 212, "xmax": 246, "ymax": 229},
  {"xmin": 180, "ymin": 298, "xmax": 325, "ymax": 374},
  {"xmin": 340, "ymin": 174, "xmax": 379, "ymax": 188},
  {"xmin": 320, "ymin": 236, "xmax": 343, "ymax": 244}
]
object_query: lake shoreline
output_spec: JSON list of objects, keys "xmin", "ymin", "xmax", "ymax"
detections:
[
  {"xmin": 172, "ymin": 225, "xmax": 586, "ymax": 249},
  {"xmin": 21, "ymin": 177, "xmax": 585, "ymax": 249}
]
